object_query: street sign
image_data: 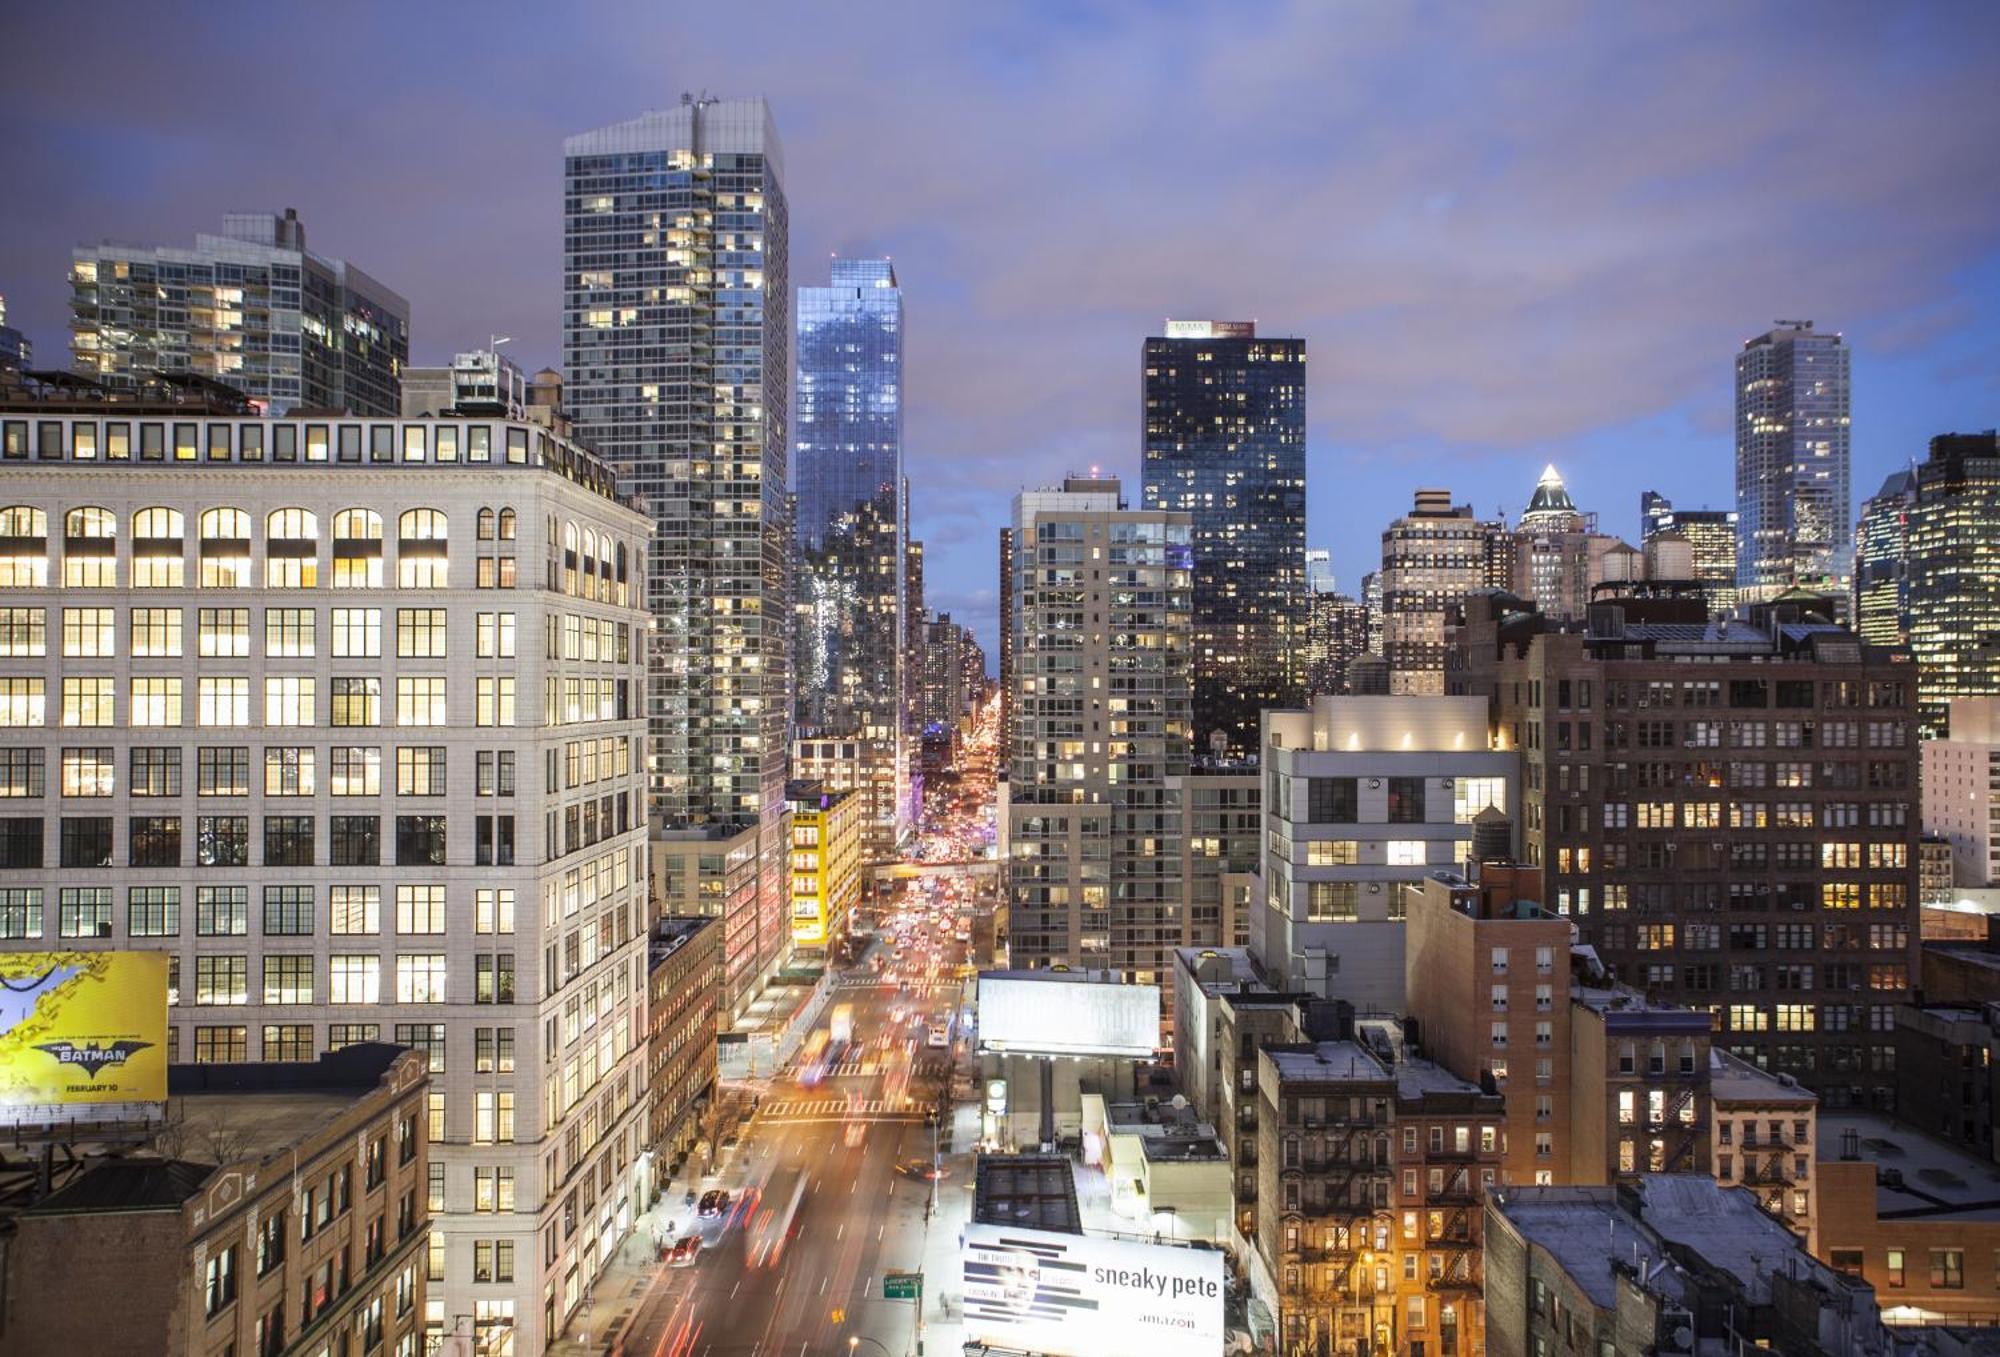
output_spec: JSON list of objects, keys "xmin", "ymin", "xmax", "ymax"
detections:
[{"xmin": 883, "ymin": 1271, "xmax": 923, "ymax": 1300}]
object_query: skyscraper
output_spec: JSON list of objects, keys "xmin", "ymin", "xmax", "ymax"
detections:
[
  {"xmin": 793, "ymin": 259, "xmax": 907, "ymax": 856},
  {"xmin": 1638, "ymin": 491, "xmax": 1739, "ymax": 614},
  {"xmin": 1381, "ymin": 489, "xmax": 1506, "ymax": 695},
  {"xmin": 564, "ymin": 96, "xmax": 792, "ymax": 1010},
  {"xmin": 1006, "ymin": 477, "xmax": 1192, "ymax": 980},
  {"xmin": 1735, "ymin": 321, "xmax": 1851, "ymax": 601},
  {"xmin": 1142, "ymin": 320, "xmax": 1305, "ymax": 757},
  {"xmin": 1302, "ymin": 549, "xmax": 1369, "ymax": 697},
  {"xmin": 1903, "ymin": 432, "xmax": 2000, "ymax": 732},
  {"xmin": 1853, "ymin": 468, "xmax": 1916, "ymax": 648},
  {"xmin": 69, "ymin": 209, "xmax": 407, "ymax": 415},
  {"xmin": 1508, "ymin": 464, "xmax": 1625, "ymax": 622}
]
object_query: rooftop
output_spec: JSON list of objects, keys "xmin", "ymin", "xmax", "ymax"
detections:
[
  {"xmin": 1488, "ymin": 1185, "xmax": 1686, "ymax": 1311},
  {"xmin": 1822, "ymin": 1112, "xmax": 2000, "ymax": 1222},
  {"xmin": 1630, "ymin": 1175, "xmax": 1848, "ymax": 1307},
  {"xmin": 1174, "ymin": 945, "xmax": 1261, "ymax": 995},
  {"xmin": 1572, "ymin": 983, "xmax": 1715, "ymax": 1028},
  {"xmin": 1264, "ymin": 1041, "xmax": 1390, "ymax": 1085},
  {"xmin": 1708, "ymin": 1049, "xmax": 1816, "ymax": 1107},
  {"xmin": 651, "ymin": 914, "xmax": 718, "ymax": 967},
  {"xmin": 23, "ymin": 1158, "xmax": 215, "ymax": 1215},
  {"xmin": 974, "ymin": 1154, "xmax": 1082, "ymax": 1235}
]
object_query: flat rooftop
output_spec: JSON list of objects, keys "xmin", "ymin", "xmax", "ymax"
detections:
[
  {"xmin": 1632, "ymin": 1175, "xmax": 1846, "ymax": 1306},
  {"xmin": 974, "ymin": 1154, "xmax": 1082, "ymax": 1235},
  {"xmin": 1572, "ymin": 983, "xmax": 1714, "ymax": 1024},
  {"xmin": 1708, "ymin": 1049, "xmax": 1817, "ymax": 1107},
  {"xmin": 1823, "ymin": 1113, "xmax": 2000, "ymax": 1222},
  {"xmin": 1264, "ymin": 1041, "xmax": 1390, "ymax": 1085},
  {"xmin": 1489, "ymin": 1186, "xmax": 1687, "ymax": 1312}
]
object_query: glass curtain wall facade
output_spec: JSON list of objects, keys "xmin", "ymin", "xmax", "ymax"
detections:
[
  {"xmin": 1853, "ymin": 469, "xmax": 1915, "ymax": 650},
  {"xmin": 1904, "ymin": 433, "xmax": 2000, "ymax": 734},
  {"xmin": 69, "ymin": 210, "xmax": 408, "ymax": 417},
  {"xmin": 1141, "ymin": 322, "xmax": 1305, "ymax": 758},
  {"xmin": 793, "ymin": 260, "xmax": 907, "ymax": 856},
  {"xmin": 563, "ymin": 99, "xmax": 792, "ymax": 1001},
  {"xmin": 1735, "ymin": 321, "xmax": 1851, "ymax": 601}
]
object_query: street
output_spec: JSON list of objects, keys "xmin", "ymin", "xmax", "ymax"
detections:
[{"xmin": 611, "ymin": 702, "xmax": 999, "ymax": 1357}]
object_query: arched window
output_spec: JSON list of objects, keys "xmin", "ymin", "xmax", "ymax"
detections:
[
  {"xmin": 63, "ymin": 507, "xmax": 117, "ymax": 588},
  {"xmin": 265, "ymin": 509, "xmax": 320, "ymax": 589},
  {"xmin": 497, "ymin": 508, "xmax": 516, "ymax": 541},
  {"xmin": 331, "ymin": 509, "xmax": 382, "ymax": 588},
  {"xmin": 615, "ymin": 541, "xmax": 628, "ymax": 606},
  {"xmin": 0, "ymin": 507, "xmax": 47, "ymax": 588},
  {"xmin": 581, "ymin": 530, "xmax": 599, "ymax": 601},
  {"xmin": 131, "ymin": 507, "xmax": 185, "ymax": 588},
  {"xmin": 199, "ymin": 507, "xmax": 253, "ymax": 588},
  {"xmin": 562, "ymin": 522, "xmax": 579, "ymax": 596},
  {"xmin": 397, "ymin": 509, "xmax": 448, "ymax": 589},
  {"xmin": 477, "ymin": 508, "xmax": 496, "ymax": 542}
]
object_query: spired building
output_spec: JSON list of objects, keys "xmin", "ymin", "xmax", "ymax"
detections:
[
  {"xmin": 563, "ymin": 97, "xmax": 793, "ymax": 1013},
  {"xmin": 1005, "ymin": 477, "xmax": 1193, "ymax": 982},
  {"xmin": 70, "ymin": 209, "xmax": 408, "ymax": 417},
  {"xmin": 1141, "ymin": 320, "xmax": 1305, "ymax": 757},
  {"xmin": 0, "ymin": 382, "xmax": 654, "ymax": 1356},
  {"xmin": 792, "ymin": 258, "xmax": 908, "ymax": 859},
  {"xmin": 1734, "ymin": 320, "xmax": 1851, "ymax": 603}
]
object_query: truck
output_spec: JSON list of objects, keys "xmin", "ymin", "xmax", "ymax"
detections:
[{"xmin": 829, "ymin": 1002, "xmax": 854, "ymax": 1047}]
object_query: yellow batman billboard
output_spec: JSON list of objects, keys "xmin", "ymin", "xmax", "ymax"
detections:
[{"xmin": 0, "ymin": 952, "xmax": 168, "ymax": 1107}]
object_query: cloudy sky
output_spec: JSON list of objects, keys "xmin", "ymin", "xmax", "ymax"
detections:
[{"xmin": 4, "ymin": 1, "xmax": 1998, "ymax": 655}]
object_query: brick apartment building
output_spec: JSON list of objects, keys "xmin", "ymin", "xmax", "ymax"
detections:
[{"xmin": 1452, "ymin": 587, "xmax": 1920, "ymax": 1111}]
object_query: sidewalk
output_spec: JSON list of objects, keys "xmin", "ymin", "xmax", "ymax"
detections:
[
  {"xmin": 904, "ymin": 1091, "xmax": 983, "ymax": 1354},
  {"xmin": 545, "ymin": 1138, "xmax": 749, "ymax": 1356}
]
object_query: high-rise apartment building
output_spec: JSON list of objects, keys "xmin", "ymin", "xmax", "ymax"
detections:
[
  {"xmin": 1142, "ymin": 321, "xmax": 1305, "ymax": 756},
  {"xmin": 921, "ymin": 611, "xmax": 969, "ymax": 732},
  {"xmin": 0, "ymin": 392, "xmax": 653, "ymax": 1355},
  {"xmin": 1920, "ymin": 695, "xmax": 2000, "ymax": 888},
  {"xmin": 1452, "ymin": 589, "xmax": 1919, "ymax": 1112},
  {"xmin": 564, "ymin": 97, "xmax": 792, "ymax": 1009},
  {"xmin": 1735, "ymin": 321, "xmax": 1851, "ymax": 601},
  {"xmin": 69, "ymin": 209, "xmax": 407, "ymax": 416},
  {"xmin": 1639, "ymin": 492, "xmax": 1739, "ymax": 615},
  {"xmin": 1381, "ymin": 490, "xmax": 1506, "ymax": 696},
  {"xmin": 793, "ymin": 259, "xmax": 907, "ymax": 858},
  {"xmin": 1852, "ymin": 468, "xmax": 1914, "ymax": 649},
  {"xmin": 1903, "ymin": 432, "xmax": 2000, "ymax": 733},
  {"xmin": 1006, "ymin": 477, "xmax": 1191, "ymax": 980}
]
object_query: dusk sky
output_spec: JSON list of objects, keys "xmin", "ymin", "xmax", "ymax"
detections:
[{"xmin": 4, "ymin": 1, "xmax": 1998, "ymax": 656}]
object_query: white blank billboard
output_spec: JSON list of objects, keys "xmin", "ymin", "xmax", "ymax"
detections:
[
  {"xmin": 962, "ymin": 1222, "xmax": 1225, "ymax": 1357},
  {"xmin": 977, "ymin": 974, "xmax": 1159, "ymax": 1058}
]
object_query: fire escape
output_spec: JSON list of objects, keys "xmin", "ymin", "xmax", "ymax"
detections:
[{"xmin": 1280, "ymin": 1116, "xmax": 1388, "ymax": 1357}]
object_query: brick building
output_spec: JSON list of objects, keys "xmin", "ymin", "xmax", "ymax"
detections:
[
  {"xmin": 1451, "ymin": 588, "xmax": 1920, "ymax": 1111},
  {"xmin": 4, "ymin": 1045, "xmax": 428, "ymax": 1357},
  {"xmin": 646, "ymin": 916, "xmax": 721, "ymax": 1175}
]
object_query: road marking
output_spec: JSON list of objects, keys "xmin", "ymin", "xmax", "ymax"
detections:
[
  {"xmin": 819, "ymin": 1275, "xmax": 829, "ymax": 1295},
  {"xmin": 835, "ymin": 1222, "xmax": 844, "ymax": 1240},
  {"xmin": 730, "ymin": 1280, "xmax": 741, "ymax": 1300},
  {"xmin": 877, "ymin": 1223, "xmax": 885, "ymax": 1241}
]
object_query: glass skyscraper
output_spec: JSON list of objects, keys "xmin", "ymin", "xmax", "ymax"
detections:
[
  {"xmin": 1734, "ymin": 320, "xmax": 1851, "ymax": 601},
  {"xmin": 1141, "ymin": 320, "xmax": 1305, "ymax": 757},
  {"xmin": 1903, "ymin": 433, "xmax": 2000, "ymax": 733},
  {"xmin": 564, "ymin": 97, "xmax": 792, "ymax": 1002},
  {"xmin": 792, "ymin": 258, "xmax": 908, "ymax": 855}
]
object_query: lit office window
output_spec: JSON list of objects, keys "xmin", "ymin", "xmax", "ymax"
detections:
[
  {"xmin": 130, "ymin": 508, "xmax": 185, "ymax": 587},
  {"xmin": 0, "ymin": 506, "xmax": 48, "ymax": 587},
  {"xmin": 265, "ymin": 509, "xmax": 319, "ymax": 589},
  {"xmin": 62, "ymin": 507, "xmax": 117, "ymax": 587},
  {"xmin": 198, "ymin": 507, "xmax": 253, "ymax": 588}
]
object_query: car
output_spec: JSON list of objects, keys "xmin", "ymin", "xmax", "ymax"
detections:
[
  {"xmin": 697, "ymin": 1189, "xmax": 729, "ymax": 1218},
  {"xmin": 898, "ymin": 1159, "xmax": 948, "ymax": 1181},
  {"xmin": 669, "ymin": 1236, "xmax": 702, "ymax": 1267}
]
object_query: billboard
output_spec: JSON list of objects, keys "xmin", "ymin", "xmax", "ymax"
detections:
[
  {"xmin": 977, "ymin": 973, "xmax": 1159, "ymax": 1058},
  {"xmin": 0, "ymin": 952, "xmax": 168, "ymax": 1109},
  {"xmin": 962, "ymin": 1223, "xmax": 1225, "ymax": 1357}
]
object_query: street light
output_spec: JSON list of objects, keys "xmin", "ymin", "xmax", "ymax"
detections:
[{"xmin": 848, "ymin": 1336, "xmax": 892, "ymax": 1356}]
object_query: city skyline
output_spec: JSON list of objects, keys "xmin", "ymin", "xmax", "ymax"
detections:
[{"xmin": 5, "ymin": 4, "xmax": 2000, "ymax": 655}]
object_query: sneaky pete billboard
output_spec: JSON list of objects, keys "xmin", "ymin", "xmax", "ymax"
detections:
[{"xmin": 961, "ymin": 1222, "xmax": 1224, "ymax": 1357}]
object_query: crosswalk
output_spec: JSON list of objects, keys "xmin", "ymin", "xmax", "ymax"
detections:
[
  {"xmin": 837, "ymin": 976, "xmax": 961, "ymax": 992},
  {"xmin": 756, "ymin": 1097, "xmax": 925, "ymax": 1122}
]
